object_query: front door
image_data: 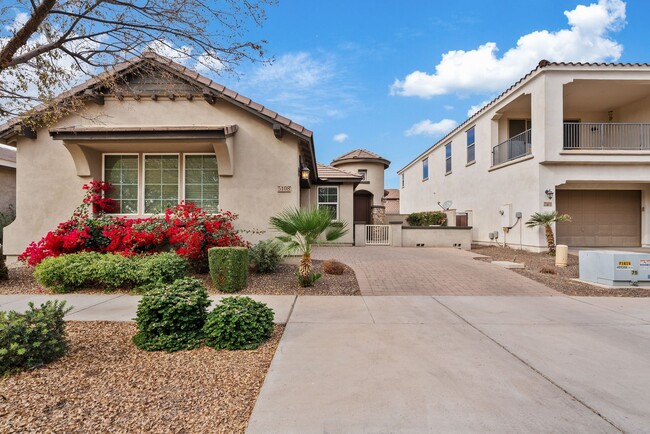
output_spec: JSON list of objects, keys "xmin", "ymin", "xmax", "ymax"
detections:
[{"xmin": 354, "ymin": 192, "xmax": 372, "ymax": 224}]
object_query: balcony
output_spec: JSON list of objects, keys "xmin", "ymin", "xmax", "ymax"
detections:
[
  {"xmin": 563, "ymin": 122, "xmax": 650, "ymax": 151},
  {"xmin": 492, "ymin": 129, "xmax": 531, "ymax": 166}
]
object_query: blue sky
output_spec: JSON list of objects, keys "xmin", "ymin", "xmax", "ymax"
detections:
[{"xmin": 214, "ymin": 0, "xmax": 649, "ymax": 188}]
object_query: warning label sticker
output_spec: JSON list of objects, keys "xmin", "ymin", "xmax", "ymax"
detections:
[
  {"xmin": 640, "ymin": 259, "xmax": 650, "ymax": 268},
  {"xmin": 616, "ymin": 261, "xmax": 632, "ymax": 270}
]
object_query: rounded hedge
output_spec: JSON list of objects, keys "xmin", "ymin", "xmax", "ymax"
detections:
[{"xmin": 203, "ymin": 296, "xmax": 274, "ymax": 350}]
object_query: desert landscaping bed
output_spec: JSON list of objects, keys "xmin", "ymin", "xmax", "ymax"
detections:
[
  {"xmin": 0, "ymin": 259, "xmax": 360, "ymax": 296},
  {"xmin": 0, "ymin": 321, "xmax": 284, "ymax": 433},
  {"xmin": 472, "ymin": 245, "xmax": 650, "ymax": 297}
]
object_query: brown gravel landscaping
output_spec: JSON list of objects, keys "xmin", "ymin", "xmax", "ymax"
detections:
[
  {"xmin": 472, "ymin": 245, "xmax": 650, "ymax": 297},
  {"xmin": 0, "ymin": 259, "xmax": 360, "ymax": 296},
  {"xmin": 0, "ymin": 321, "xmax": 283, "ymax": 434}
]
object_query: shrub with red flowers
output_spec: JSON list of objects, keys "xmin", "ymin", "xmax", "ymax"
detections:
[{"xmin": 19, "ymin": 184, "xmax": 248, "ymax": 271}]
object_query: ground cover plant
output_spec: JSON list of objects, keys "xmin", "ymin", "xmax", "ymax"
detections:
[
  {"xmin": 203, "ymin": 296, "xmax": 274, "ymax": 350},
  {"xmin": 33, "ymin": 252, "xmax": 187, "ymax": 293},
  {"xmin": 0, "ymin": 300, "xmax": 71, "ymax": 376},
  {"xmin": 249, "ymin": 239, "xmax": 283, "ymax": 273},
  {"xmin": 19, "ymin": 182, "xmax": 248, "ymax": 272}
]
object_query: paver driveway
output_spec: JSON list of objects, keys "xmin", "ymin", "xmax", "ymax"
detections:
[{"xmin": 314, "ymin": 246, "xmax": 558, "ymax": 296}]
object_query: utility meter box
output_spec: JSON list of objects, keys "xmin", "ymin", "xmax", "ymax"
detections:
[{"xmin": 579, "ymin": 250, "xmax": 650, "ymax": 287}]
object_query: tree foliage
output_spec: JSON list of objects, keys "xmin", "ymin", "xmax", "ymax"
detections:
[
  {"xmin": 525, "ymin": 211, "xmax": 572, "ymax": 256},
  {"xmin": 0, "ymin": 0, "xmax": 276, "ymax": 121}
]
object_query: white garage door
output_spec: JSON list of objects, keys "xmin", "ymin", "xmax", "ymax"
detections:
[{"xmin": 556, "ymin": 190, "xmax": 641, "ymax": 247}]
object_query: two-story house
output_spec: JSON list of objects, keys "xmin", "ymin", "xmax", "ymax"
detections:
[{"xmin": 398, "ymin": 60, "xmax": 650, "ymax": 251}]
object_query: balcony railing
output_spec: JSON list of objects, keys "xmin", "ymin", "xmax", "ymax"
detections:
[
  {"xmin": 563, "ymin": 122, "xmax": 650, "ymax": 150},
  {"xmin": 492, "ymin": 129, "xmax": 532, "ymax": 166}
]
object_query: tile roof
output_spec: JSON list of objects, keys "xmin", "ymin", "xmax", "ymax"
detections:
[
  {"xmin": 398, "ymin": 59, "xmax": 650, "ymax": 174},
  {"xmin": 316, "ymin": 163, "xmax": 363, "ymax": 182},
  {"xmin": 384, "ymin": 189, "xmax": 400, "ymax": 200},
  {"xmin": 331, "ymin": 148, "xmax": 390, "ymax": 168},
  {"xmin": 0, "ymin": 51, "xmax": 312, "ymax": 141}
]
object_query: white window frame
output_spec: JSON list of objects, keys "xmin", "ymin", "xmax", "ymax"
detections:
[
  {"xmin": 445, "ymin": 143, "xmax": 452, "ymax": 174},
  {"xmin": 182, "ymin": 153, "xmax": 220, "ymax": 212},
  {"xmin": 357, "ymin": 169, "xmax": 367, "ymax": 181},
  {"xmin": 102, "ymin": 153, "xmax": 140, "ymax": 216},
  {"xmin": 142, "ymin": 153, "xmax": 181, "ymax": 216},
  {"xmin": 466, "ymin": 126, "xmax": 475, "ymax": 164},
  {"xmin": 422, "ymin": 157, "xmax": 429, "ymax": 181},
  {"xmin": 317, "ymin": 185, "xmax": 339, "ymax": 220},
  {"xmin": 401, "ymin": 173, "xmax": 405, "ymax": 189}
]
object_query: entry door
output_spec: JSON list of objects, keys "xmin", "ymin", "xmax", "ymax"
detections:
[
  {"xmin": 354, "ymin": 194, "xmax": 372, "ymax": 224},
  {"xmin": 556, "ymin": 190, "xmax": 641, "ymax": 247}
]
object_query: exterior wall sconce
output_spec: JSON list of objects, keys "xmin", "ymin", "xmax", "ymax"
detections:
[
  {"xmin": 545, "ymin": 189, "xmax": 554, "ymax": 200},
  {"xmin": 300, "ymin": 166, "xmax": 310, "ymax": 180}
]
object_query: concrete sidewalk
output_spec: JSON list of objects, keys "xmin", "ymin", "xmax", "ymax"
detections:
[
  {"xmin": 0, "ymin": 294, "xmax": 296, "ymax": 324},
  {"xmin": 247, "ymin": 295, "xmax": 650, "ymax": 433}
]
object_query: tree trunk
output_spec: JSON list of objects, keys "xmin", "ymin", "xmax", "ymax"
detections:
[
  {"xmin": 299, "ymin": 252, "xmax": 312, "ymax": 278},
  {"xmin": 545, "ymin": 224, "xmax": 556, "ymax": 256}
]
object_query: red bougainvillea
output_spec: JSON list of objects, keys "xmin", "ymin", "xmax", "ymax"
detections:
[{"xmin": 19, "ymin": 184, "xmax": 248, "ymax": 271}]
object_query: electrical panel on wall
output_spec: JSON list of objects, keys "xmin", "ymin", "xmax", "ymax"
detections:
[{"xmin": 500, "ymin": 204, "xmax": 512, "ymax": 228}]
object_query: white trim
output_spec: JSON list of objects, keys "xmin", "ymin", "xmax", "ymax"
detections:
[
  {"xmin": 182, "ymin": 153, "xmax": 220, "ymax": 212},
  {"xmin": 317, "ymin": 185, "xmax": 340, "ymax": 220},
  {"xmin": 142, "ymin": 153, "xmax": 181, "ymax": 216},
  {"xmin": 102, "ymin": 153, "xmax": 140, "ymax": 216}
]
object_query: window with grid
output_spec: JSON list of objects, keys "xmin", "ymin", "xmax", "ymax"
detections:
[
  {"xmin": 358, "ymin": 169, "xmax": 367, "ymax": 181},
  {"xmin": 445, "ymin": 143, "xmax": 452, "ymax": 173},
  {"xmin": 422, "ymin": 157, "xmax": 429, "ymax": 180},
  {"xmin": 317, "ymin": 186, "xmax": 338, "ymax": 219},
  {"xmin": 184, "ymin": 155, "xmax": 219, "ymax": 212},
  {"xmin": 466, "ymin": 127, "xmax": 475, "ymax": 163},
  {"xmin": 144, "ymin": 155, "xmax": 179, "ymax": 214},
  {"xmin": 104, "ymin": 155, "xmax": 138, "ymax": 214}
]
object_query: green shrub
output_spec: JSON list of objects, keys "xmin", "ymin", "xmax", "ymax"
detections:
[
  {"xmin": 406, "ymin": 211, "xmax": 447, "ymax": 227},
  {"xmin": 203, "ymin": 297, "xmax": 274, "ymax": 350},
  {"xmin": 297, "ymin": 271, "xmax": 322, "ymax": 287},
  {"xmin": 249, "ymin": 239, "xmax": 283, "ymax": 273},
  {"xmin": 34, "ymin": 252, "xmax": 188, "ymax": 293},
  {"xmin": 209, "ymin": 247, "xmax": 248, "ymax": 293},
  {"xmin": 0, "ymin": 300, "xmax": 72, "ymax": 376},
  {"xmin": 0, "ymin": 249, "xmax": 8, "ymax": 281},
  {"xmin": 132, "ymin": 277, "xmax": 210, "ymax": 352}
]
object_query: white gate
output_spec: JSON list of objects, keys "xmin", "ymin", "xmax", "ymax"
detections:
[{"xmin": 365, "ymin": 225, "xmax": 391, "ymax": 246}]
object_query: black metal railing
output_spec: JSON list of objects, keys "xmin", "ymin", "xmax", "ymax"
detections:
[{"xmin": 492, "ymin": 129, "xmax": 532, "ymax": 166}]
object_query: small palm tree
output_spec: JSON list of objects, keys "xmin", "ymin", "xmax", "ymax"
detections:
[
  {"xmin": 270, "ymin": 207, "xmax": 348, "ymax": 286},
  {"xmin": 526, "ymin": 211, "xmax": 572, "ymax": 256}
]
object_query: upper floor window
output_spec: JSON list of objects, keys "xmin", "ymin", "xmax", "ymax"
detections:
[
  {"xmin": 401, "ymin": 173, "xmax": 405, "ymax": 188},
  {"xmin": 317, "ymin": 186, "xmax": 339, "ymax": 220},
  {"xmin": 358, "ymin": 169, "xmax": 367, "ymax": 181},
  {"xmin": 466, "ymin": 127, "xmax": 475, "ymax": 163},
  {"xmin": 422, "ymin": 157, "xmax": 429, "ymax": 180},
  {"xmin": 445, "ymin": 143, "xmax": 452, "ymax": 174}
]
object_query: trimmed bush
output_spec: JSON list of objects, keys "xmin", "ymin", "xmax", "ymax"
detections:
[
  {"xmin": 209, "ymin": 247, "xmax": 248, "ymax": 293},
  {"xmin": 323, "ymin": 259, "xmax": 345, "ymax": 275},
  {"xmin": 0, "ymin": 300, "xmax": 72, "ymax": 376},
  {"xmin": 34, "ymin": 252, "xmax": 188, "ymax": 293},
  {"xmin": 203, "ymin": 297, "xmax": 274, "ymax": 350},
  {"xmin": 249, "ymin": 239, "xmax": 283, "ymax": 273},
  {"xmin": 132, "ymin": 277, "xmax": 210, "ymax": 352},
  {"xmin": 406, "ymin": 211, "xmax": 447, "ymax": 227}
]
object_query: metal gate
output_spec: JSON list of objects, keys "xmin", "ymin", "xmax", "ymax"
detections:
[{"xmin": 366, "ymin": 225, "xmax": 391, "ymax": 246}]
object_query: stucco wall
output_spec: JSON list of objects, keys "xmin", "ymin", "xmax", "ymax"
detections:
[
  {"xmin": 4, "ymin": 97, "xmax": 306, "ymax": 257},
  {"xmin": 306, "ymin": 183, "xmax": 355, "ymax": 244},
  {"xmin": 399, "ymin": 68, "xmax": 650, "ymax": 251},
  {"xmin": 331, "ymin": 161, "xmax": 386, "ymax": 206}
]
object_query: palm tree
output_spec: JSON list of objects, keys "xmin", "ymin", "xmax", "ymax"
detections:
[
  {"xmin": 270, "ymin": 207, "xmax": 348, "ymax": 286},
  {"xmin": 525, "ymin": 211, "xmax": 572, "ymax": 256}
]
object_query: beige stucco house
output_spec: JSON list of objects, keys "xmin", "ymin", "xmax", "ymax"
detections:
[
  {"xmin": 0, "ymin": 53, "xmax": 366, "ymax": 261},
  {"xmin": 399, "ymin": 60, "xmax": 650, "ymax": 251}
]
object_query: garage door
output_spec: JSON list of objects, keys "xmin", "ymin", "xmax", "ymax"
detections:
[{"xmin": 556, "ymin": 190, "xmax": 641, "ymax": 247}]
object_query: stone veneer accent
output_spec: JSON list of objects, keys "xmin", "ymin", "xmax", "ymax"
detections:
[{"xmin": 371, "ymin": 205, "xmax": 386, "ymax": 225}]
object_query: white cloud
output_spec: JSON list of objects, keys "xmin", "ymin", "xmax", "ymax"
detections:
[
  {"xmin": 253, "ymin": 52, "xmax": 335, "ymax": 88},
  {"xmin": 443, "ymin": 105, "xmax": 454, "ymax": 111},
  {"xmin": 391, "ymin": 0, "xmax": 626, "ymax": 98},
  {"xmin": 405, "ymin": 119, "xmax": 458, "ymax": 137},
  {"xmin": 333, "ymin": 133, "xmax": 349, "ymax": 143},
  {"xmin": 194, "ymin": 52, "xmax": 225, "ymax": 74},
  {"xmin": 466, "ymin": 99, "xmax": 493, "ymax": 117}
]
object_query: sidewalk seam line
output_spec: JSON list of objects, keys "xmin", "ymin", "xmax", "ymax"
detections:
[
  {"xmin": 567, "ymin": 296, "xmax": 650, "ymax": 324},
  {"xmin": 430, "ymin": 295, "xmax": 626, "ymax": 433},
  {"xmin": 65, "ymin": 294, "xmax": 126, "ymax": 316},
  {"xmin": 284, "ymin": 295, "xmax": 298, "ymax": 324},
  {"xmin": 361, "ymin": 296, "xmax": 376, "ymax": 324}
]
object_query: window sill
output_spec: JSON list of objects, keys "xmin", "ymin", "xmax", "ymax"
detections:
[
  {"xmin": 422, "ymin": 177, "xmax": 429, "ymax": 182},
  {"xmin": 488, "ymin": 154, "xmax": 534, "ymax": 172},
  {"xmin": 465, "ymin": 160, "xmax": 476, "ymax": 167},
  {"xmin": 445, "ymin": 171, "xmax": 452, "ymax": 176}
]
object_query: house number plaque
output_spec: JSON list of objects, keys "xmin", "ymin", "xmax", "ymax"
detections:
[{"xmin": 277, "ymin": 186, "xmax": 292, "ymax": 193}]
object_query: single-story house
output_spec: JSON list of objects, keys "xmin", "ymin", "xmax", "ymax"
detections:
[
  {"xmin": 0, "ymin": 52, "xmax": 369, "ymax": 261},
  {"xmin": 398, "ymin": 60, "xmax": 650, "ymax": 251}
]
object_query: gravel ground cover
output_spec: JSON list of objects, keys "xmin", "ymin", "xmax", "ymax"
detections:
[
  {"xmin": 472, "ymin": 245, "xmax": 650, "ymax": 297},
  {"xmin": 0, "ymin": 321, "xmax": 284, "ymax": 434},
  {"xmin": 0, "ymin": 259, "xmax": 360, "ymax": 296}
]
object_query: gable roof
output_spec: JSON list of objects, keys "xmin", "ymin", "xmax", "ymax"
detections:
[
  {"xmin": 331, "ymin": 148, "xmax": 390, "ymax": 168},
  {"xmin": 397, "ymin": 60, "xmax": 650, "ymax": 174},
  {"xmin": 316, "ymin": 163, "xmax": 363, "ymax": 183}
]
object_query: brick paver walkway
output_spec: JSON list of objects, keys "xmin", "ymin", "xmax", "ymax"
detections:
[{"xmin": 314, "ymin": 247, "xmax": 559, "ymax": 296}]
